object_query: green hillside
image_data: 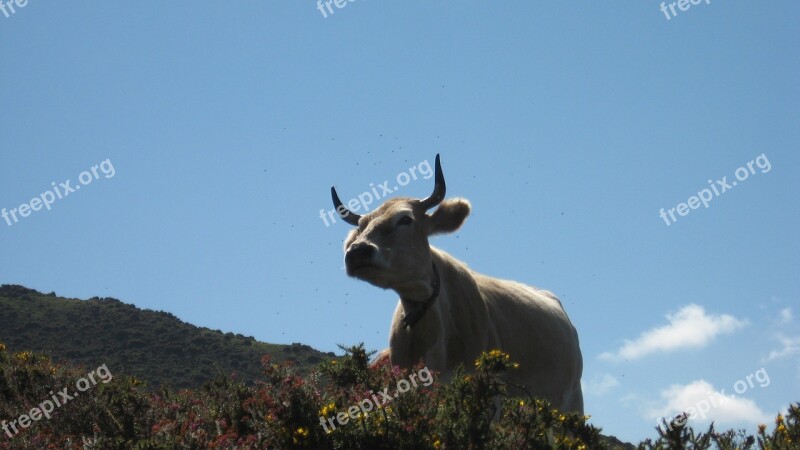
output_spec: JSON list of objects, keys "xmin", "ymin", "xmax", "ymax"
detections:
[{"xmin": 0, "ymin": 284, "xmax": 334, "ymax": 390}]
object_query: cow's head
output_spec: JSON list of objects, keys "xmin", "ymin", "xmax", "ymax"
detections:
[{"xmin": 331, "ymin": 155, "xmax": 470, "ymax": 296}]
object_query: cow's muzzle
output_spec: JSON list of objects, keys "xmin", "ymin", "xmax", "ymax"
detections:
[{"xmin": 345, "ymin": 242, "xmax": 378, "ymax": 273}]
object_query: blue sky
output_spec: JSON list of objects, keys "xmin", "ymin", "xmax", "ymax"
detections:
[{"xmin": 1, "ymin": 0, "xmax": 798, "ymax": 443}]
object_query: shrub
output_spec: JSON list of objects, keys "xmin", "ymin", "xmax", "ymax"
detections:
[{"xmin": 0, "ymin": 342, "xmax": 796, "ymax": 449}]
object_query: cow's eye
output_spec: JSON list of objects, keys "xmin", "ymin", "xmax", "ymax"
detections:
[{"xmin": 396, "ymin": 216, "xmax": 413, "ymax": 227}]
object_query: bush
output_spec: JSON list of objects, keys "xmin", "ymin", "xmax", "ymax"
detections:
[{"xmin": 0, "ymin": 342, "xmax": 796, "ymax": 449}]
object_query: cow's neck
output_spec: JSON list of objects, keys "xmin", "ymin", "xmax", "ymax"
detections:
[
  {"xmin": 392, "ymin": 261, "xmax": 438, "ymax": 301},
  {"xmin": 399, "ymin": 262, "xmax": 440, "ymax": 329},
  {"xmin": 390, "ymin": 248, "xmax": 487, "ymax": 371}
]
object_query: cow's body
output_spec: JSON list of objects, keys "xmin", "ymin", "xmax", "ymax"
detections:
[
  {"xmin": 388, "ymin": 247, "xmax": 584, "ymax": 413},
  {"xmin": 331, "ymin": 155, "xmax": 584, "ymax": 414}
]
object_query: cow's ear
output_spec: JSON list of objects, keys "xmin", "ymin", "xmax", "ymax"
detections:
[{"xmin": 428, "ymin": 198, "xmax": 470, "ymax": 235}]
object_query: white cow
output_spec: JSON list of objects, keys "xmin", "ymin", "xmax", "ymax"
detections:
[{"xmin": 331, "ymin": 155, "xmax": 583, "ymax": 413}]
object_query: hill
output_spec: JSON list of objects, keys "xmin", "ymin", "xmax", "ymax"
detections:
[{"xmin": 0, "ymin": 284, "xmax": 334, "ymax": 390}]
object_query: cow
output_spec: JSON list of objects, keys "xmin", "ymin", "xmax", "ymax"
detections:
[{"xmin": 330, "ymin": 155, "xmax": 584, "ymax": 414}]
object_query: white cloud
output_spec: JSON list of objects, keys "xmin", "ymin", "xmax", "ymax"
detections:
[
  {"xmin": 764, "ymin": 306, "xmax": 799, "ymax": 362},
  {"xmin": 647, "ymin": 380, "xmax": 771, "ymax": 427},
  {"xmin": 779, "ymin": 307, "xmax": 792, "ymax": 325},
  {"xmin": 600, "ymin": 304, "xmax": 747, "ymax": 361},
  {"xmin": 582, "ymin": 373, "xmax": 619, "ymax": 396},
  {"xmin": 766, "ymin": 334, "xmax": 800, "ymax": 361}
]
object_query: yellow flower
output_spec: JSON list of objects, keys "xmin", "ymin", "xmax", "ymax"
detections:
[
  {"xmin": 433, "ymin": 439, "xmax": 442, "ymax": 448},
  {"xmin": 518, "ymin": 400, "xmax": 525, "ymax": 406},
  {"xmin": 319, "ymin": 402, "xmax": 337, "ymax": 417},
  {"xmin": 293, "ymin": 427, "xmax": 309, "ymax": 442},
  {"xmin": 492, "ymin": 349, "xmax": 510, "ymax": 359}
]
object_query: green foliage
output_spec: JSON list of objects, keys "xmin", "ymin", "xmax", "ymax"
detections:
[
  {"xmin": 6, "ymin": 343, "xmax": 794, "ymax": 450},
  {"xmin": 0, "ymin": 343, "xmax": 610, "ymax": 449},
  {"xmin": 635, "ymin": 404, "xmax": 800, "ymax": 450},
  {"xmin": 0, "ymin": 285, "xmax": 333, "ymax": 390},
  {"xmin": 637, "ymin": 416, "xmax": 752, "ymax": 450}
]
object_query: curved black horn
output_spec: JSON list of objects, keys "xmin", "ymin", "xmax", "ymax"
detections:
[
  {"xmin": 331, "ymin": 186, "xmax": 361, "ymax": 226},
  {"xmin": 420, "ymin": 154, "xmax": 446, "ymax": 210}
]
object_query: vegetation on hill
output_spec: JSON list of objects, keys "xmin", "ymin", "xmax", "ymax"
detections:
[
  {"xmin": 0, "ymin": 344, "xmax": 797, "ymax": 449},
  {"xmin": 0, "ymin": 285, "xmax": 333, "ymax": 390}
]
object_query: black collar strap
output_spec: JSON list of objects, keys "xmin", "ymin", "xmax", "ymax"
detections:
[{"xmin": 400, "ymin": 262, "xmax": 441, "ymax": 330}]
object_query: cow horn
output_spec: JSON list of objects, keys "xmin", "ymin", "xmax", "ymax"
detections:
[
  {"xmin": 331, "ymin": 186, "xmax": 361, "ymax": 226},
  {"xmin": 420, "ymin": 154, "xmax": 446, "ymax": 210}
]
